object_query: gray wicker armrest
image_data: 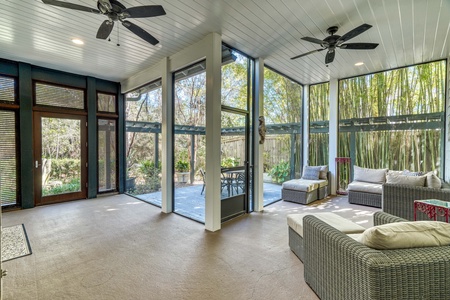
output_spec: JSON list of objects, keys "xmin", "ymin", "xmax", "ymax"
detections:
[
  {"xmin": 382, "ymin": 183, "xmax": 450, "ymax": 221},
  {"xmin": 303, "ymin": 215, "xmax": 450, "ymax": 300},
  {"xmin": 373, "ymin": 211, "xmax": 407, "ymax": 226}
]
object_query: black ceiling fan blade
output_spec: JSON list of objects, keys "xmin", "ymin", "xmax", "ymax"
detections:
[
  {"xmin": 42, "ymin": 0, "xmax": 100, "ymax": 14},
  {"xmin": 338, "ymin": 23, "xmax": 372, "ymax": 43},
  {"xmin": 122, "ymin": 21, "xmax": 159, "ymax": 45},
  {"xmin": 340, "ymin": 43, "xmax": 379, "ymax": 50},
  {"xmin": 96, "ymin": 20, "xmax": 114, "ymax": 39},
  {"xmin": 123, "ymin": 5, "xmax": 166, "ymax": 18},
  {"xmin": 325, "ymin": 50, "xmax": 335, "ymax": 64},
  {"xmin": 291, "ymin": 48, "xmax": 325, "ymax": 60},
  {"xmin": 301, "ymin": 37, "xmax": 325, "ymax": 45}
]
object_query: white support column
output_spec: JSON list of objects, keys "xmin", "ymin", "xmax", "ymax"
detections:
[
  {"xmin": 253, "ymin": 58, "xmax": 264, "ymax": 212},
  {"xmin": 161, "ymin": 57, "xmax": 173, "ymax": 213},
  {"xmin": 204, "ymin": 32, "xmax": 222, "ymax": 231},
  {"xmin": 328, "ymin": 79, "xmax": 339, "ymax": 195},
  {"xmin": 445, "ymin": 58, "xmax": 450, "ymax": 181},
  {"xmin": 303, "ymin": 85, "xmax": 310, "ymax": 168}
]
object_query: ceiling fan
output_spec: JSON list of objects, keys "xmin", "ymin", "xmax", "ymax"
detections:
[
  {"xmin": 291, "ymin": 24, "xmax": 378, "ymax": 64},
  {"xmin": 42, "ymin": 0, "xmax": 166, "ymax": 45}
]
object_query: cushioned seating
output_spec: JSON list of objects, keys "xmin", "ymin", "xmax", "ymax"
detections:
[
  {"xmin": 303, "ymin": 212, "xmax": 450, "ymax": 300},
  {"xmin": 347, "ymin": 181, "xmax": 382, "ymax": 194},
  {"xmin": 282, "ymin": 179, "xmax": 327, "ymax": 192},
  {"xmin": 348, "ymin": 166, "xmax": 388, "ymax": 208},
  {"xmin": 282, "ymin": 166, "xmax": 330, "ymax": 205},
  {"xmin": 287, "ymin": 212, "xmax": 365, "ymax": 261}
]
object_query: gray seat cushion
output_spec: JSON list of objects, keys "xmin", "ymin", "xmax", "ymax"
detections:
[
  {"xmin": 282, "ymin": 179, "xmax": 328, "ymax": 192},
  {"xmin": 348, "ymin": 181, "xmax": 382, "ymax": 194}
]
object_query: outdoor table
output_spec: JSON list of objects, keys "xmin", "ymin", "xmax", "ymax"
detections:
[{"xmin": 414, "ymin": 199, "xmax": 450, "ymax": 222}]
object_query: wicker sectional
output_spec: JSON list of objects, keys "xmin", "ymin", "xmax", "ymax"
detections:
[
  {"xmin": 303, "ymin": 212, "xmax": 450, "ymax": 300},
  {"xmin": 348, "ymin": 190, "xmax": 381, "ymax": 208},
  {"xmin": 382, "ymin": 183, "xmax": 450, "ymax": 221}
]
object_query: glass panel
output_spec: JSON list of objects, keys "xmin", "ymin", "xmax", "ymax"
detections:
[
  {"xmin": 221, "ymin": 47, "xmax": 248, "ymax": 110},
  {"xmin": 263, "ymin": 67, "xmax": 302, "ymax": 206},
  {"xmin": 41, "ymin": 117, "xmax": 81, "ymax": 196},
  {"xmin": 35, "ymin": 83, "xmax": 84, "ymax": 109},
  {"xmin": 309, "ymin": 83, "xmax": 329, "ymax": 166},
  {"xmin": 338, "ymin": 60, "xmax": 445, "ymax": 174},
  {"xmin": 0, "ymin": 76, "xmax": 16, "ymax": 102},
  {"xmin": 98, "ymin": 119, "xmax": 116, "ymax": 192},
  {"xmin": 125, "ymin": 80, "xmax": 162, "ymax": 206},
  {"xmin": 0, "ymin": 110, "xmax": 17, "ymax": 206},
  {"xmin": 98, "ymin": 93, "xmax": 116, "ymax": 113},
  {"xmin": 221, "ymin": 112, "xmax": 246, "ymax": 199},
  {"xmin": 174, "ymin": 63, "xmax": 206, "ymax": 222}
]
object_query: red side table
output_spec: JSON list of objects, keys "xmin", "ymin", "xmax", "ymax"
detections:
[{"xmin": 414, "ymin": 199, "xmax": 450, "ymax": 223}]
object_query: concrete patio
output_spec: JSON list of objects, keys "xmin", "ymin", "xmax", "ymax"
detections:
[{"xmin": 131, "ymin": 182, "xmax": 282, "ymax": 222}]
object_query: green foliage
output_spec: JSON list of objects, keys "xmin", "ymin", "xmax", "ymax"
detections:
[
  {"xmin": 263, "ymin": 68, "xmax": 302, "ymax": 124},
  {"xmin": 175, "ymin": 160, "xmax": 189, "ymax": 172},
  {"xmin": 338, "ymin": 60, "xmax": 445, "ymax": 174},
  {"xmin": 47, "ymin": 159, "xmax": 81, "ymax": 184},
  {"xmin": 136, "ymin": 160, "xmax": 161, "ymax": 192},
  {"xmin": 43, "ymin": 178, "xmax": 80, "ymax": 196},
  {"xmin": 139, "ymin": 160, "xmax": 161, "ymax": 177},
  {"xmin": 221, "ymin": 157, "xmax": 240, "ymax": 168},
  {"xmin": 268, "ymin": 161, "xmax": 290, "ymax": 184}
]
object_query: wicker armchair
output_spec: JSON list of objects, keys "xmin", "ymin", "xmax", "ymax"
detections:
[
  {"xmin": 382, "ymin": 183, "xmax": 450, "ymax": 221},
  {"xmin": 303, "ymin": 212, "xmax": 450, "ymax": 300}
]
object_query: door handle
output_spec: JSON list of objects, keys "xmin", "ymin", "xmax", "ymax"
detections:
[{"xmin": 35, "ymin": 160, "xmax": 41, "ymax": 169}]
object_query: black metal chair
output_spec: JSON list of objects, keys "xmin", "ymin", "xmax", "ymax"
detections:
[{"xmin": 199, "ymin": 168, "xmax": 206, "ymax": 195}]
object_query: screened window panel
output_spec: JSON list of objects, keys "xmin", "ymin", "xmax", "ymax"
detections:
[
  {"xmin": 0, "ymin": 76, "xmax": 16, "ymax": 102},
  {"xmin": 98, "ymin": 93, "xmax": 116, "ymax": 113},
  {"xmin": 98, "ymin": 119, "xmax": 117, "ymax": 192},
  {"xmin": 35, "ymin": 83, "xmax": 84, "ymax": 109},
  {"xmin": 0, "ymin": 110, "xmax": 18, "ymax": 206}
]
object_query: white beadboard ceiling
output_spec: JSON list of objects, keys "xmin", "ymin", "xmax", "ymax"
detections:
[{"xmin": 1, "ymin": 0, "xmax": 449, "ymax": 85}]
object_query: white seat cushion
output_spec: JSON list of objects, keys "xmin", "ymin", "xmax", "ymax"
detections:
[
  {"xmin": 287, "ymin": 212, "xmax": 365, "ymax": 237},
  {"xmin": 282, "ymin": 179, "xmax": 328, "ymax": 192},
  {"xmin": 348, "ymin": 181, "xmax": 382, "ymax": 194}
]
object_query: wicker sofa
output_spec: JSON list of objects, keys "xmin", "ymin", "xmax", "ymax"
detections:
[
  {"xmin": 348, "ymin": 166, "xmax": 387, "ymax": 208},
  {"xmin": 382, "ymin": 183, "xmax": 450, "ymax": 221},
  {"xmin": 282, "ymin": 171, "xmax": 330, "ymax": 205},
  {"xmin": 303, "ymin": 211, "xmax": 450, "ymax": 300}
]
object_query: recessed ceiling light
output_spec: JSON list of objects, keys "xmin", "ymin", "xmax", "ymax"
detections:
[
  {"xmin": 72, "ymin": 39, "xmax": 84, "ymax": 45},
  {"xmin": 355, "ymin": 62, "xmax": 364, "ymax": 66}
]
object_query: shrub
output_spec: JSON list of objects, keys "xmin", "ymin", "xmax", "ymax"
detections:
[
  {"xmin": 268, "ymin": 161, "xmax": 290, "ymax": 183},
  {"xmin": 139, "ymin": 160, "xmax": 161, "ymax": 177},
  {"xmin": 221, "ymin": 157, "xmax": 240, "ymax": 167},
  {"xmin": 175, "ymin": 160, "xmax": 189, "ymax": 172}
]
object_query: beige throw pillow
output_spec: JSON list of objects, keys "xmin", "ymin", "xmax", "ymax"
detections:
[
  {"xmin": 386, "ymin": 173, "xmax": 426, "ymax": 187},
  {"xmin": 319, "ymin": 165, "xmax": 328, "ymax": 180},
  {"xmin": 353, "ymin": 166, "xmax": 388, "ymax": 184},
  {"xmin": 425, "ymin": 171, "xmax": 441, "ymax": 189},
  {"xmin": 360, "ymin": 221, "xmax": 450, "ymax": 250}
]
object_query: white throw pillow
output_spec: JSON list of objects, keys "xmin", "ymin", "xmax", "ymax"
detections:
[
  {"xmin": 425, "ymin": 171, "xmax": 441, "ymax": 189},
  {"xmin": 319, "ymin": 165, "xmax": 328, "ymax": 179},
  {"xmin": 353, "ymin": 166, "xmax": 388, "ymax": 184},
  {"xmin": 387, "ymin": 170, "xmax": 403, "ymax": 176},
  {"xmin": 386, "ymin": 173, "xmax": 426, "ymax": 187},
  {"xmin": 360, "ymin": 221, "xmax": 450, "ymax": 250}
]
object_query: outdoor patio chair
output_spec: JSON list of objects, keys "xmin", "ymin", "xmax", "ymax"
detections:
[
  {"xmin": 234, "ymin": 172, "xmax": 245, "ymax": 194},
  {"xmin": 200, "ymin": 168, "xmax": 206, "ymax": 195}
]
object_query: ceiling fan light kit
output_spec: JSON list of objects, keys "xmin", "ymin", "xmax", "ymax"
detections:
[
  {"xmin": 291, "ymin": 23, "xmax": 379, "ymax": 64},
  {"xmin": 42, "ymin": 0, "xmax": 166, "ymax": 45}
]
